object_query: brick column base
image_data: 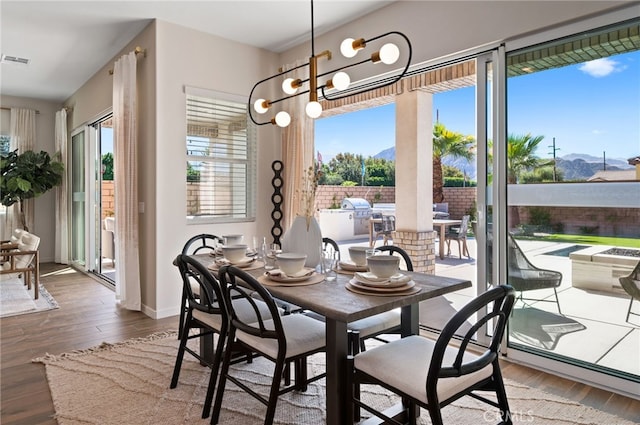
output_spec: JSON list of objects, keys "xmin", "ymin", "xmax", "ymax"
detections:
[{"xmin": 393, "ymin": 230, "xmax": 437, "ymax": 274}]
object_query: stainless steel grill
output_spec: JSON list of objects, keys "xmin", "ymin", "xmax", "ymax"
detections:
[{"xmin": 341, "ymin": 198, "xmax": 372, "ymax": 235}]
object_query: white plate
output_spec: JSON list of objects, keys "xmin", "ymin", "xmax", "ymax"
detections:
[
  {"xmin": 265, "ymin": 268, "xmax": 315, "ymax": 283},
  {"xmin": 354, "ymin": 272, "xmax": 411, "ymax": 288},
  {"xmin": 348, "ymin": 278, "xmax": 415, "ymax": 293},
  {"xmin": 346, "ymin": 281, "xmax": 421, "ymax": 297}
]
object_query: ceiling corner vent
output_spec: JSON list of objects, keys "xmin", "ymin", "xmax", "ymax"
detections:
[{"xmin": 1, "ymin": 54, "xmax": 30, "ymax": 65}]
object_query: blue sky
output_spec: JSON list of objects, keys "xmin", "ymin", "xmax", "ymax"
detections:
[{"xmin": 316, "ymin": 50, "xmax": 640, "ymax": 162}]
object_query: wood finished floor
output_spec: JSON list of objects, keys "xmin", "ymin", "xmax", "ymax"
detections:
[{"xmin": 1, "ymin": 263, "xmax": 639, "ymax": 424}]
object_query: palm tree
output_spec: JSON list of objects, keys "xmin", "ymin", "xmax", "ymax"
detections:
[
  {"xmin": 506, "ymin": 133, "xmax": 544, "ymax": 183},
  {"xmin": 505, "ymin": 133, "xmax": 545, "ymax": 227},
  {"xmin": 432, "ymin": 122, "xmax": 475, "ymax": 203}
]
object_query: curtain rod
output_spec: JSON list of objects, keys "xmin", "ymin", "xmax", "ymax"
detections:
[
  {"xmin": 0, "ymin": 106, "xmax": 40, "ymax": 114},
  {"xmin": 108, "ymin": 46, "xmax": 146, "ymax": 75}
]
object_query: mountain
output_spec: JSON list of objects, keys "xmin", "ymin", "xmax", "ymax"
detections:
[
  {"xmin": 559, "ymin": 153, "xmax": 632, "ymax": 170},
  {"xmin": 374, "ymin": 147, "xmax": 395, "ymax": 161},
  {"xmin": 373, "ymin": 148, "xmax": 634, "ymax": 181},
  {"xmin": 374, "ymin": 146, "xmax": 477, "ymax": 179},
  {"xmin": 555, "ymin": 158, "xmax": 628, "ymax": 180}
]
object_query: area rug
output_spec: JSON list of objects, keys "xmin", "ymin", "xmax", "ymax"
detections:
[
  {"xmin": 0, "ymin": 277, "xmax": 59, "ymax": 318},
  {"xmin": 33, "ymin": 331, "xmax": 637, "ymax": 425}
]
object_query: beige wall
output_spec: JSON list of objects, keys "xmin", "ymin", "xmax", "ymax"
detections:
[{"xmin": 0, "ymin": 95, "xmax": 63, "ymax": 262}]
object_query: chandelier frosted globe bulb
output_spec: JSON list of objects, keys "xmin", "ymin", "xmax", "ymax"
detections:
[
  {"xmin": 340, "ymin": 38, "xmax": 357, "ymax": 58},
  {"xmin": 305, "ymin": 101, "xmax": 322, "ymax": 118},
  {"xmin": 282, "ymin": 78, "xmax": 298, "ymax": 95},
  {"xmin": 379, "ymin": 43, "xmax": 400, "ymax": 65},
  {"xmin": 275, "ymin": 111, "xmax": 291, "ymax": 127},
  {"xmin": 332, "ymin": 72, "xmax": 350, "ymax": 90},
  {"xmin": 254, "ymin": 99, "xmax": 269, "ymax": 114}
]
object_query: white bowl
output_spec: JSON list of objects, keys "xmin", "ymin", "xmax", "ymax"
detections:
[
  {"xmin": 223, "ymin": 234, "xmax": 243, "ymax": 245},
  {"xmin": 366, "ymin": 255, "xmax": 400, "ymax": 278},
  {"xmin": 222, "ymin": 244, "xmax": 248, "ymax": 263},
  {"xmin": 348, "ymin": 246, "xmax": 369, "ymax": 266},
  {"xmin": 276, "ymin": 252, "xmax": 308, "ymax": 276}
]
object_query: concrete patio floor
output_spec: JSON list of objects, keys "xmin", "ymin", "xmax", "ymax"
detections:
[{"xmin": 333, "ymin": 235, "xmax": 639, "ymax": 378}]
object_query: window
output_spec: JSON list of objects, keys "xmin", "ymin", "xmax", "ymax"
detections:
[{"xmin": 185, "ymin": 88, "xmax": 257, "ymax": 223}]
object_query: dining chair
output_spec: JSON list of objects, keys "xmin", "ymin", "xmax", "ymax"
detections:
[
  {"xmin": 212, "ymin": 265, "xmax": 326, "ymax": 425},
  {"xmin": 347, "ymin": 285, "xmax": 516, "ymax": 425},
  {"xmin": 445, "ymin": 214, "xmax": 471, "ymax": 258},
  {"xmin": 372, "ymin": 214, "xmax": 396, "ymax": 247},
  {"xmin": 322, "ymin": 236, "xmax": 341, "ymax": 261},
  {"xmin": 177, "ymin": 234, "xmax": 222, "ymax": 339},
  {"xmin": 348, "ymin": 245, "xmax": 414, "ymax": 355},
  {"xmin": 619, "ymin": 259, "xmax": 640, "ymax": 322},
  {"xmin": 171, "ymin": 255, "xmax": 281, "ymax": 420}
]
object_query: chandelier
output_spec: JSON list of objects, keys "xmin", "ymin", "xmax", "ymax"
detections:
[{"xmin": 248, "ymin": 0, "xmax": 412, "ymax": 127}]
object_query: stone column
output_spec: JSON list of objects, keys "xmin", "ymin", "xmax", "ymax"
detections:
[{"xmin": 394, "ymin": 89, "xmax": 436, "ymax": 273}]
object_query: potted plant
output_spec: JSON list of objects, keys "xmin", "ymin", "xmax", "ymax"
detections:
[{"xmin": 0, "ymin": 149, "xmax": 64, "ymax": 231}]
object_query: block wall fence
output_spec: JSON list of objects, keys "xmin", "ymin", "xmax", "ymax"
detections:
[{"xmin": 100, "ymin": 182, "xmax": 639, "ymax": 237}]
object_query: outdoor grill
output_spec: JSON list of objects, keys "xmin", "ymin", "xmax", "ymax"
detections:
[{"xmin": 341, "ymin": 198, "xmax": 372, "ymax": 235}]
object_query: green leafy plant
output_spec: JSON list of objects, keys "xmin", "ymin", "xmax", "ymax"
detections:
[{"xmin": 0, "ymin": 149, "xmax": 64, "ymax": 231}]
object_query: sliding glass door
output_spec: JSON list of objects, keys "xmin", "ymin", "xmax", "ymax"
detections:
[
  {"xmin": 504, "ymin": 14, "xmax": 639, "ymax": 397},
  {"xmin": 69, "ymin": 113, "xmax": 115, "ymax": 284}
]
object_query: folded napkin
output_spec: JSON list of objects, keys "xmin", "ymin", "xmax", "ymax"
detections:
[
  {"xmin": 354, "ymin": 272, "xmax": 411, "ymax": 285},
  {"xmin": 266, "ymin": 268, "xmax": 314, "ymax": 279}
]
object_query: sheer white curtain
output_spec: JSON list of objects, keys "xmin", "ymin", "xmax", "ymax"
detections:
[
  {"xmin": 54, "ymin": 109, "xmax": 69, "ymax": 264},
  {"xmin": 281, "ymin": 60, "xmax": 315, "ymax": 231},
  {"xmin": 112, "ymin": 51, "xmax": 141, "ymax": 311},
  {"xmin": 3, "ymin": 108, "xmax": 36, "ymax": 237}
]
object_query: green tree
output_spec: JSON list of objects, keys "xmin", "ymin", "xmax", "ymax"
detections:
[
  {"xmin": 186, "ymin": 162, "xmax": 201, "ymax": 182},
  {"xmin": 443, "ymin": 164, "xmax": 463, "ymax": 178},
  {"xmin": 364, "ymin": 157, "xmax": 395, "ymax": 186},
  {"xmin": 521, "ymin": 165, "xmax": 563, "ymax": 183},
  {"xmin": 432, "ymin": 122, "xmax": 475, "ymax": 203},
  {"xmin": 326, "ymin": 153, "xmax": 365, "ymax": 185},
  {"xmin": 506, "ymin": 133, "xmax": 545, "ymax": 183},
  {"xmin": 101, "ymin": 152, "xmax": 113, "ymax": 180}
]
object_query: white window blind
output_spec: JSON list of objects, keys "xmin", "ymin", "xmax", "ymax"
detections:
[{"xmin": 185, "ymin": 88, "xmax": 256, "ymax": 223}]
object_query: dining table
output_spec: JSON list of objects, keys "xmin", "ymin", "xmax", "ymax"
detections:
[
  {"xmin": 193, "ymin": 254, "xmax": 471, "ymax": 425},
  {"xmin": 433, "ymin": 218, "xmax": 462, "ymax": 260}
]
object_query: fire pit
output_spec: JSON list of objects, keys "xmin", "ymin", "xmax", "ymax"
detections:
[{"xmin": 570, "ymin": 246, "xmax": 640, "ymax": 294}]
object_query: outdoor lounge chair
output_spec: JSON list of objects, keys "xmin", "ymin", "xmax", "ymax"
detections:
[{"xmin": 507, "ymin": 233, "xmax": 563, "ymax": 314}]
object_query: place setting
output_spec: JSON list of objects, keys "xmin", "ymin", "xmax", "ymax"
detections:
[
  {"xmin": 208, "ymin": 243, "xmax": 264, "ymax": 271},
  {"xmin": 345, "ymin": 250, "xmax": 421, "ymax": 296},
  {"xmin": 258, "ymin": 253, "xmax": 325, "ymax": 287},
  {"xmin": 335, "ymin": 246, "xmax": 370, "ymax": 274}
]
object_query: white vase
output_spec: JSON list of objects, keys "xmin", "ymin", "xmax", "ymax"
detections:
[{"xmin": 281, "ymin": 215, "xmax": 322, "ymax": 268}]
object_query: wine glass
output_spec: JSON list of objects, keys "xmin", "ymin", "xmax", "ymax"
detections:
[
  {"xmin": 264, "ymin": 243, "xmax": 280, "ymax": 270},
  {"xmin": 322, "ymin": 250, "xmax": 338, "ymax": 282}
]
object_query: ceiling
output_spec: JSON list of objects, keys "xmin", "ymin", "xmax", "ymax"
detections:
[{"xmin": 0, "ymin": 0, "xmax": 394, "ymax": 102}]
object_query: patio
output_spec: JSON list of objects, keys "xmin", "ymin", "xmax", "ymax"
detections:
[{"xmin": 332, "ymin": 235, "xmax": 640, "ymax": 377}]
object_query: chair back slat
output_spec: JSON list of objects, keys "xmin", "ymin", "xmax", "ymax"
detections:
[{"xmin": 182, "ymin": 234, "xmax": 221, "ymax": 255}]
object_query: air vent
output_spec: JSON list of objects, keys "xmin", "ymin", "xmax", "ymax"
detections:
[{"xmin": 1, "ymin": 54, "xmax": 30, "ymax": 65}]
